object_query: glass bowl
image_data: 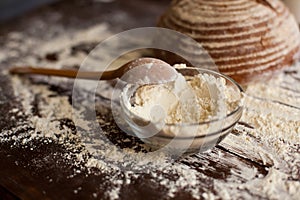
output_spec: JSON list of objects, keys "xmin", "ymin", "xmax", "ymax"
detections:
[{"xmin": 119, "ymin": 67, "xmax": 244, "ymax": 155}]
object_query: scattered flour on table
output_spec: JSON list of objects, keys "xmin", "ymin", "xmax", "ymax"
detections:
[{"xmin": 1, "ymin": 20, "xmax": 300, "ymax": 199}]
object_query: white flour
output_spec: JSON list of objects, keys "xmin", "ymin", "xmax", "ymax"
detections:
[
  {"xmin": 1, "ymin": 20, "xmax": 300, "ymax": 199},
  {"xmin": 127, "ymin": 73, "xmax": 234, "ymax": 124}
]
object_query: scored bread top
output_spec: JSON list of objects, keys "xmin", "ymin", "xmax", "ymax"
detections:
[{"xmin": 157, "ymin": 0, "xmax": 300, "ymax": 84}]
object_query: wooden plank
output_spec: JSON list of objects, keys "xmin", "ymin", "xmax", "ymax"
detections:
[{"xmin": 0, "ymin": 0, "xmax": 300, "ymax": 199}]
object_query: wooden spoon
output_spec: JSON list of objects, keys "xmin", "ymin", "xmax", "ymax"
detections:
[{"xmin": 9, "ymin": 58, "xmax": 178, "ymax": 84}]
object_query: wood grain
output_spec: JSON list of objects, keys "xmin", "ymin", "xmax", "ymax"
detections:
[{"xmin": 0, "ymin": 0, "xmax": 299, "ymax": 199}]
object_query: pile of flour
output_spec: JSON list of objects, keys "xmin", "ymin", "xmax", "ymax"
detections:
[{"xmin": 127, "ymin": 69, "xmax": 239, "ymax": 124}]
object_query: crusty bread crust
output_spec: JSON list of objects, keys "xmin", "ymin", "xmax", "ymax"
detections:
[{"xmin": 157, "ymin": 0, "xmax": 300, "ymax": 84}]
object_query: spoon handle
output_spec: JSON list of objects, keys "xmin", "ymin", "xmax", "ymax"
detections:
[{"xmin": 9, "ymin": 66, "xmax": 116, "ymax": 80}]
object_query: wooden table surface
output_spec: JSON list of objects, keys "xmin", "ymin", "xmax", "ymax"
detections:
[{"xmin": 0, "ymin": 0, "xmax": 299, "ymax": 199}]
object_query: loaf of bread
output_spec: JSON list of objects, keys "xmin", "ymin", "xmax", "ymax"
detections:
[{"xmin": 157, "ymin": 0, "xmax": 300, "ymax": 83}]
